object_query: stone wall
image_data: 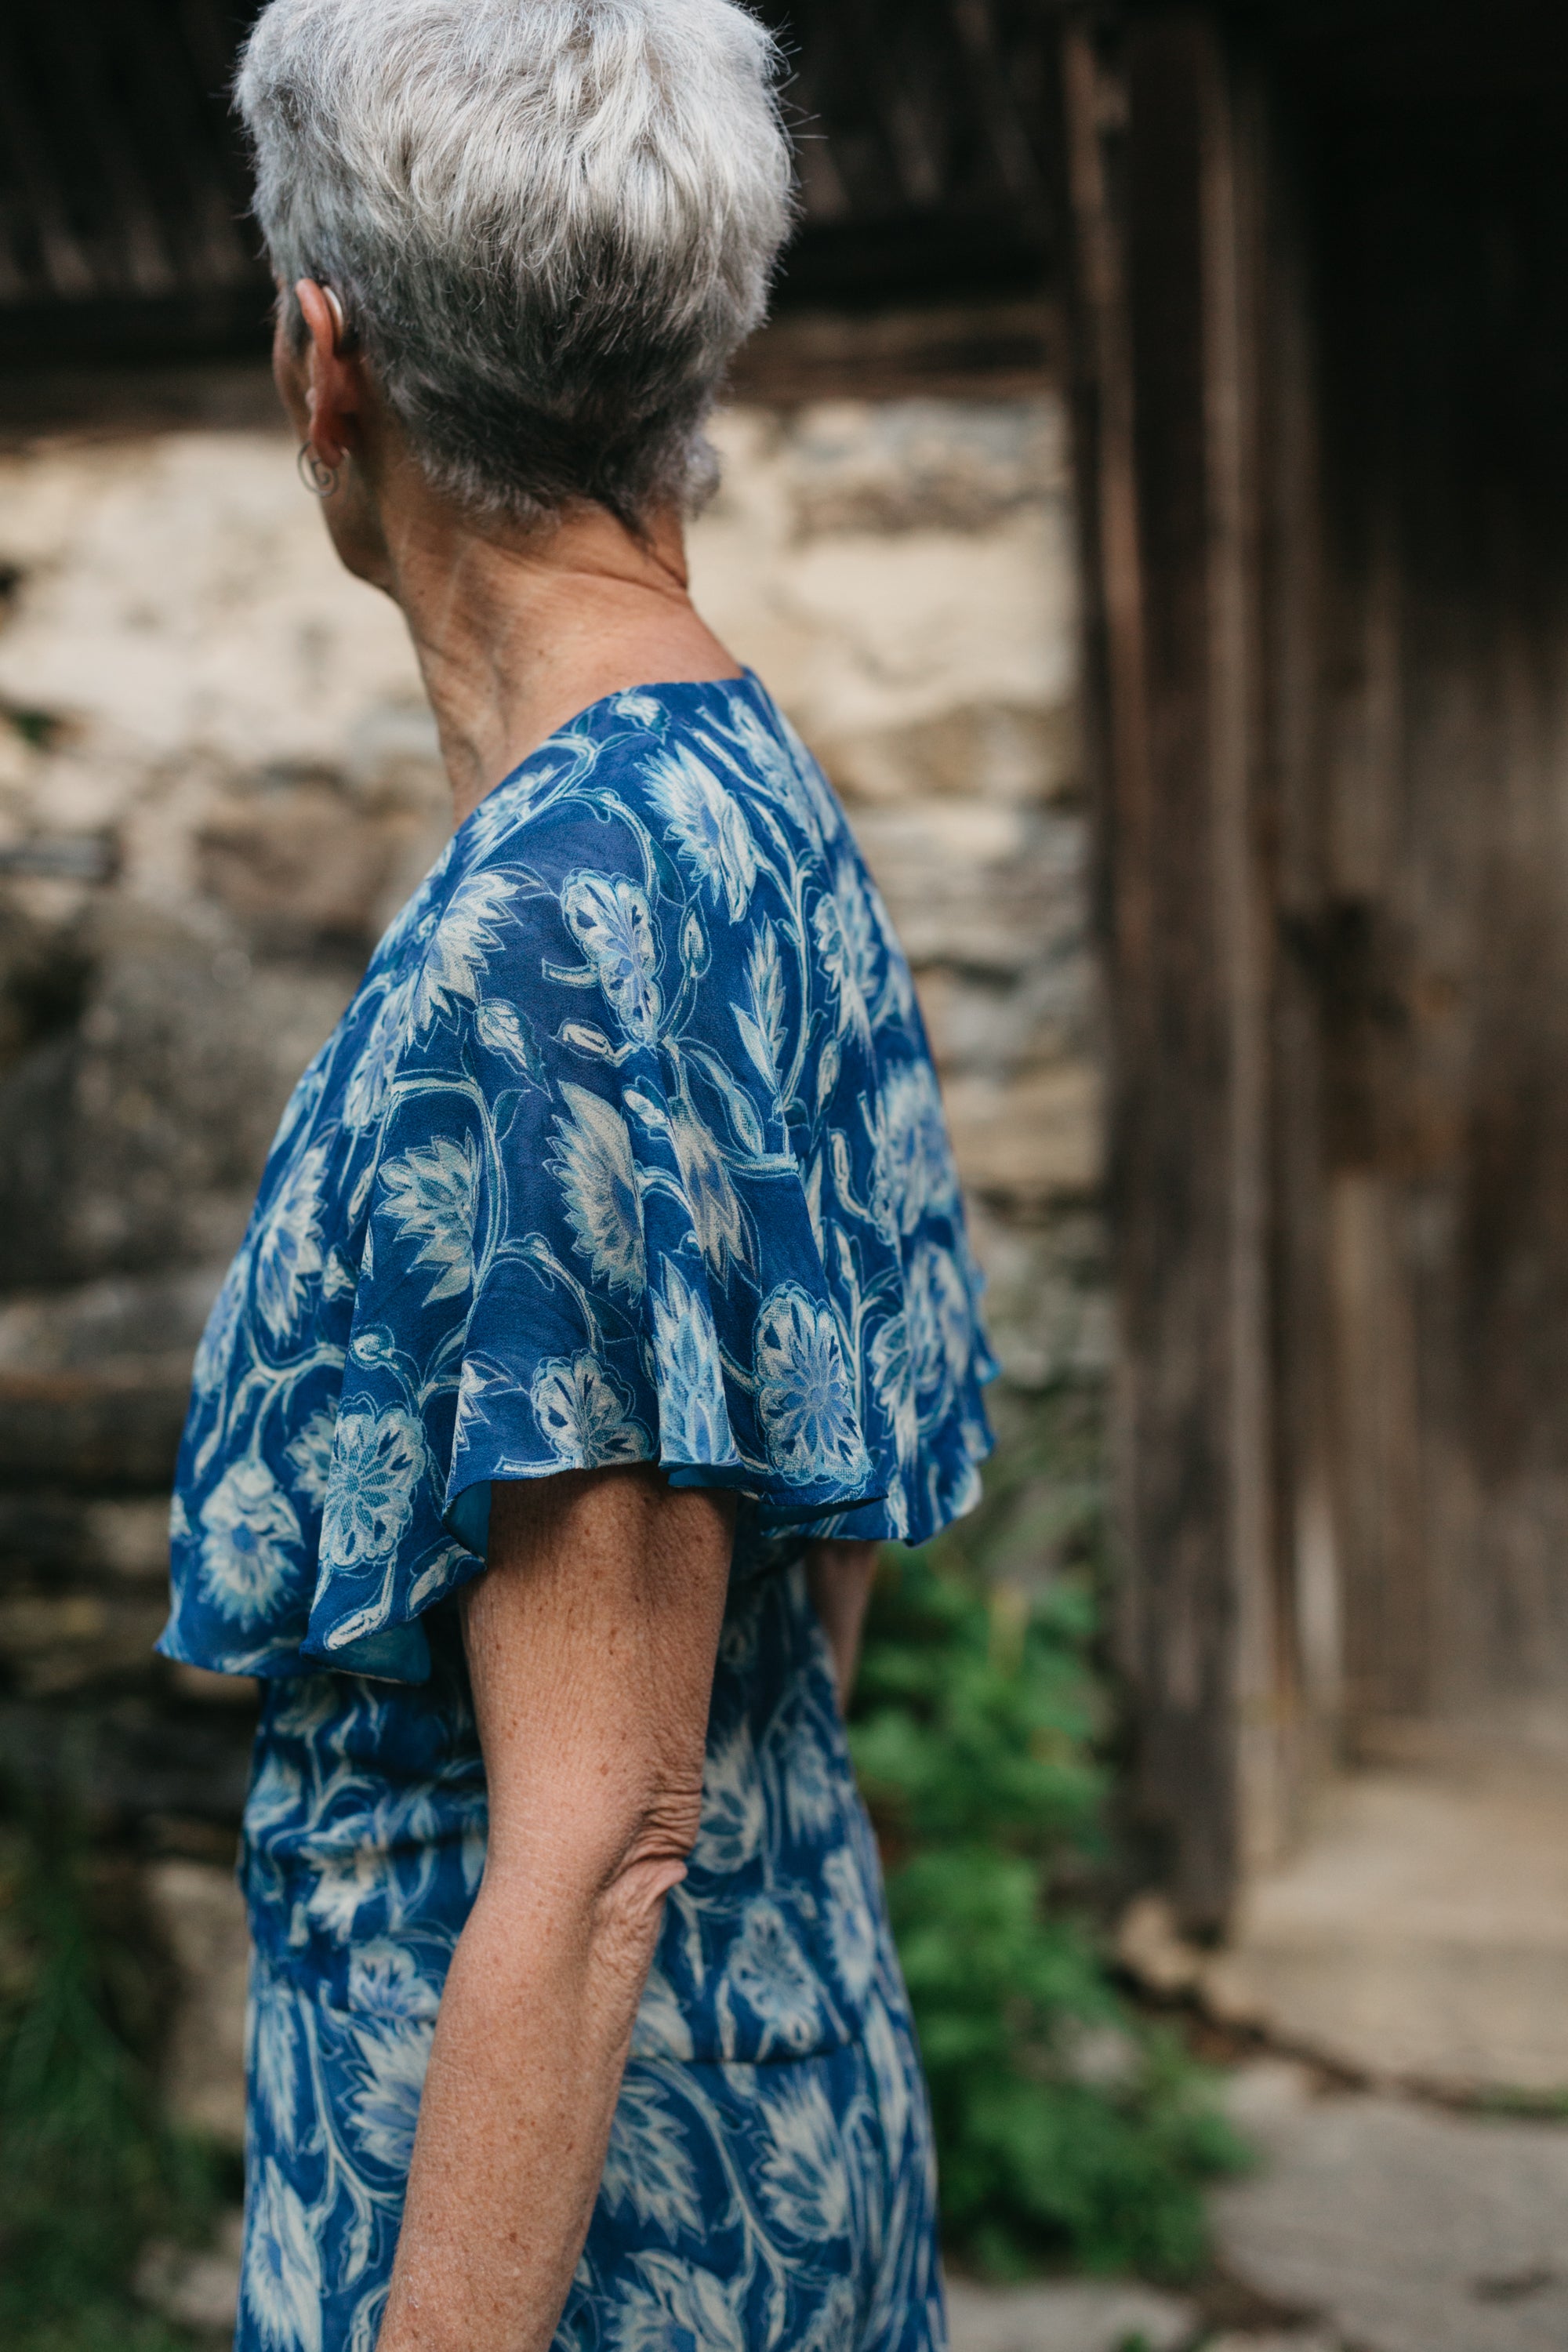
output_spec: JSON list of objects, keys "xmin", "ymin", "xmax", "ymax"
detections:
[{"xmin": 0, "ymin": 373, "xmax": 1099, "ymax": 2140}]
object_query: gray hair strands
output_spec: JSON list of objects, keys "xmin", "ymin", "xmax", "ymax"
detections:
[{"xmin": 237, "ymin": 0, "xmax": 794, "ymax": 528}]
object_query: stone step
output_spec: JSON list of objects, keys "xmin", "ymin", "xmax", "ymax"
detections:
[{"xmin": 0, "ymin": 1267, "xmax": 223, "ymax": 1488}]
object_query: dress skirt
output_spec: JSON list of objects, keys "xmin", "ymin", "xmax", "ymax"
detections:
[{"xmin": 233, "ymin": 1561, "xmax": 948, "ymax": 2352}]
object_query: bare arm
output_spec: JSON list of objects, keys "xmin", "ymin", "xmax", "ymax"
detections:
[
  {"xmin": 376, "ymin": 1465, "xmax": 735, "ymax": 2352},
  {"xmin": 805, "ymin": 1537, "xmax": 880, "ymax": 1704}
]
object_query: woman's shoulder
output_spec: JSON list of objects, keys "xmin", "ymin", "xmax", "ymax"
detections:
[{"xmin": 445, "ymin": 673, "xmax": 848, "ymax": 895}]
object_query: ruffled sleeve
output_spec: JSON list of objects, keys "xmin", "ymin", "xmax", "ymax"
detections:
[{"xmin": 298, "ymin": 687, "xmax": 994, "ymax": 1680}]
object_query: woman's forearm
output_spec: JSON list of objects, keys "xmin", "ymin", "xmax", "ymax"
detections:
[
  {"xmin": 376, "ymin": 1845, "xmax": 681, "ymax": 2352},
  {"xmin": 377, "ymin": 1468, "xmax": 731, "ymax": 2352}
]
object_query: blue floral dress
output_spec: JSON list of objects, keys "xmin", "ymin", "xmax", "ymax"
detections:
[{"xmin": 158, "ymin": 673, "xmax": 996, "ymax": 2352}]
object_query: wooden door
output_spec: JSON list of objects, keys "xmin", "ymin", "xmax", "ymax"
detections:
[{"xmin": 1064, "ymin": 0, "xmax": 1568, "ymax": 1925}]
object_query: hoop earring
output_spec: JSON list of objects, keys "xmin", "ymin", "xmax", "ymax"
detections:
[{"xmin": 297, "ymin": 441, "xmax": 342, "ymax": 498}]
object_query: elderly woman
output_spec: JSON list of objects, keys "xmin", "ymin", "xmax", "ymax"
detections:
[{"xmin": 158, "ymin": 2, "xmax": 995, "ymax": 2347}]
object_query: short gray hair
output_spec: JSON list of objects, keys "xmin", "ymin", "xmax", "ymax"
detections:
[{"xmin": 237, "ymin": 0, "xmax": 793, "ymax": 527}]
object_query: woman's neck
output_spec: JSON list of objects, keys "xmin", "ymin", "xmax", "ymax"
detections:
[{"xmin": 376, "ymin": 483, "xmax": 740, "ymax": 828}]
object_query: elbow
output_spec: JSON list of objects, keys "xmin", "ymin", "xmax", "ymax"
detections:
[
  {"xmin": 591, "ymin": 1783, "xmax": 704, "ymax": 1954},
  {"xmin": 583, "ymin": 1782, "xmax": 705, "ymax": 1994},
  {"xmin": 477, "ymin": 1778, "xmax": 704, "ymax": 1984}
]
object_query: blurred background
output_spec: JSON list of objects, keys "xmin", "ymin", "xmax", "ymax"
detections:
[{"xmin": 2, "ymin": 3, "xmax": 1567, "ymax": 2350}]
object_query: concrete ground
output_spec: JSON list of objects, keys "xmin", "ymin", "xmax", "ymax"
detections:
[
  {"xmin": 941, "ymin": 2055, "xmax": 1568, "ymax": 2352},
  {"xmin": 1196, "ymin": 1750, "xmax": 1568, "ymax": 2093},
  {"xmin": 1210, "ymin": 2062, "xmax": 1568, "ymax": 2352}
]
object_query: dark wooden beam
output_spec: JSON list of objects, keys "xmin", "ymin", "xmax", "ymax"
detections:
[{"xmin": 1063, "ymin": 2, "xmax": 1284, "ymax": 1929}]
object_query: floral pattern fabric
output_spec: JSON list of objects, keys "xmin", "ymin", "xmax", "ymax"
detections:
[
  {"xmin": 156, "ymin": 674, "xmax": 995, "ymax": 2350},
  {"xmin": 160, "ymin": 672, "xmax": 995, "ymax": 1687},
  {"xmin": 237, "ymin": 1570, "xmax": 946, "ymax": 2352}
]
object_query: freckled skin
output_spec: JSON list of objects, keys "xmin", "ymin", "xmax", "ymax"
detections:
[
  {"xmin": 374, "ymin": 1466, "xmax": 877, "ymax": 2352},
  {"xmin": 378, "ymin": 1465, "xmax": 734, "ymax": 2352}
]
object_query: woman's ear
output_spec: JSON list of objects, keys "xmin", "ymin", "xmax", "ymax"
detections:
[{"xmin": 296, "ymin": 278, "xmax": 364, "ymax": 468}]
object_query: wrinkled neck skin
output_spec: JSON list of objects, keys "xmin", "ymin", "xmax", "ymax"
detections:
[
  {"xmin": 271, "ymin": 296, "xmax": 739, "ymax": 829},
  {"xmin": 361, "ymin": 457, "xmax": 740, "ymax": 830}
]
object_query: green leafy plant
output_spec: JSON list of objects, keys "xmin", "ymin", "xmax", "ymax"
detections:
[
  {"xmin": 0, "ymin": 1776, "xmax": 223, "ymax": 2351},
  {"xmin": 850, "ymin": 1398, "xmax": 1247, "ymax": 2279}
]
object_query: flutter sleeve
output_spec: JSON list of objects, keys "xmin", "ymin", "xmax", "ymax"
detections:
[{"xmin": 299, "ymin": 702, "xmax": 994, "ymax": 1681}]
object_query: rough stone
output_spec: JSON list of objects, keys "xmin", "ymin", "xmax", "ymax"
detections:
[
  {"xmin": 820, "ymin": 700, "xmax": 1079, "ymax": 811},
  {"xmin": 0, "ymin": 1267, "xmax": 222, "ymax": 1487},
  {"xmin": 1214, "ymin": 2062, "xmax": 1568, "ymax": 2352},
  {"xmin": 0, "ymin": 1692, "xmax": 257, "ymax": 1827},
  {"xmin": 0, "ymin": 1493, "xmax": 172, "ymax": 1583},
  {"xmin": 944, "ymin": 2278, "xmax": 1194, "ymax": 2352},
  {"xmin": 0, "ymin": 1589, "xmax": 170, "ymax": 1695},
  {"xmin": 779, "ymin": 399, "xmax": 1068, "ymax": 539},
  {"xmin": 0, "ymin": 392, "xmax": 1099, "ymax": 1388},
  {"xmin": 1204, "ymin": 2338, "xmax": 1341, "ymax": 2352},
  {"xmin": 144, "ymin": 1857, "xmax": 250, "ymax": 2150},
  {"xmin": 848, "ymin": 804, "xmax": 1090, "ymax": 985},
  {"xmin": 943, "ymin": 1065, "xmax": 1103, "ymax": 1207},
  {"xmin": 0, "ymin": 904, "xmax": 358, "ymax": 1289},
  {"xmin": 194, "ymin": 771, "xmax": 447, "ymax": 955},
  {"xmin": 0, "ymin": 379, "xmax": 1100, "ymax": 2165}
]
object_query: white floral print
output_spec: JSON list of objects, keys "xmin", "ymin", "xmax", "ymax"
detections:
[
  {"xmin": 343, "ymin": 2012, "xmax": 434, "ymax": 2172},
  {"xmin": 377, "ymin": 1133, "xmax": 480, "ymax": 1304},
  {"xmin": 410, "ymin": 869, "xmax": 514, "ymax": 1033},
  {"xmin": 174, "ymin": 681, "xmax": 977, "ymax": 2345},
  {"xmin": 813, "ymin": 859, "xmax": 880, "ymax": 1043},
  {"xmin": 282, "ymin": 1406, "xmax": 337, "ymax": 1505},
  {"xmin": 869, "ymin": 1308, "xmax": 919, "ymax": 1468},
  {"xmin": 690, "ymin": 1718, "xmax": 767, "ymax": 1875},
  {"xmin": 235, "ymin": 1566, "xmax": 946, "ymax": 2352},
  {"xmin": 319, "ymin": 1407, "xmax": 425, "ymax": 1570},
  {"xmin": 648, "ymin": 742, "xmax": 758, "ymax": 920},
  {"xmin": 649, "ymin": 1265, "xmax": 737, "ymax": 1465},
  {"xmin": 561, "ymin": 871, "xmax": 662, "ymax": 1043},
  {"xmin": 192, "ymin": 1253, "xmax": 249, "ymax": 1392},
  {"xmin": 726, "ymin": 1898, "xmax": 822, "ymax": 2053},
  {"xmin": 757, "ymin": 2070, "xmax": 852, "ymax": 2239},
  {"xmin": 908, "ymin": 1236, "xmax": 973, "ymax": 1411},
  {"xmin": 780, "ymin": 1710, "xmax": 842, "ymax": 1844},
  {"xmin": 600, "ymin": 2071, "xmax": 704, "ymax": 2238},
  {"xmin": 631, "ymin": 1964, "xmax": 695, "ymax": 2063},
  {"xmin": 734, "ymin": 920, "xmax": 788, "ymax": 1093},
  {"xmin": 253, "ymin": 1145, "xmax": 328, "ymax": 1343},
  {"xmin": 822, "ymin": 1847, "xmax": 879, "ymax": 2003},
  {"xmin": 165, "ymin": 676, "xmax": 990, "ymax": 1682},
  {"xmin": 530, "ymin": 1352, "xmax": 648, "ymax": 1465},
  {"xmin": 473, "ymin": 993, "xmax": 544, "ymax": 1082},
  {"xmin": 754, "ymin": 1286, "xmax": 869, "ymax": 1487},
  {"xmin": 666, "ymin": 1099, "xmax": 747, "ymax": 1279},
  {"xmin": 608, "ymin": 2252, "xmax": 748, "ymax": 2352},
  {"xmin": 347, "ymin": 1940, "xmax": 441, "ymax": 2021},
  {"xmin": 303, "ymin": 1846, "xmax": 388, "ymax": 1943},
  {"xmin": 198, "ymin": 1459, "xmax": 300, "ymax": 1625},
  {"xmin": 875, "ymin": 1059, "xmax": 960, "ymax": 1240},
  {"xmin": 249, "ymin": 1984, "xmax": 299, "ymax": 2151},
  {"xmin": 241, "ymin": 2158, "xmax": 323, "ymax": 2352},
  {"xmin": 549, "ymin": 1083, "xmax": 646, "ymax": 1298},
  {"xmin": 340, "ymin": 977, "xmax": 409, "ymax": 1131}
]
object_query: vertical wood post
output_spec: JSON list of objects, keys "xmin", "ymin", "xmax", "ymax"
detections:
[{"xmin": 1062, "ymin": 4, "xmax": 1281, "ymax": 1927}]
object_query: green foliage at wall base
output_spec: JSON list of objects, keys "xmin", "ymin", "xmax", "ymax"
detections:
[
  {"xmin": 0, "ymin": 1780, "xmax": 223, "ymax": 2352},
  {"xmin": 851, "ymin": 1417, "xmax": 1247, "ymax": 2280}
]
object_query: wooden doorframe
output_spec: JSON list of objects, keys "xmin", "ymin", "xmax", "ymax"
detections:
[{"xmin": 1060, "ymin": 2, "xmax": 1304, "ymax": 1928}]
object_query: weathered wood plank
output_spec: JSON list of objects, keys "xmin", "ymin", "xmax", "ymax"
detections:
[{"xmin": 1062, "ymin": 5, "xmax": 1283, "ymax": 1926}]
